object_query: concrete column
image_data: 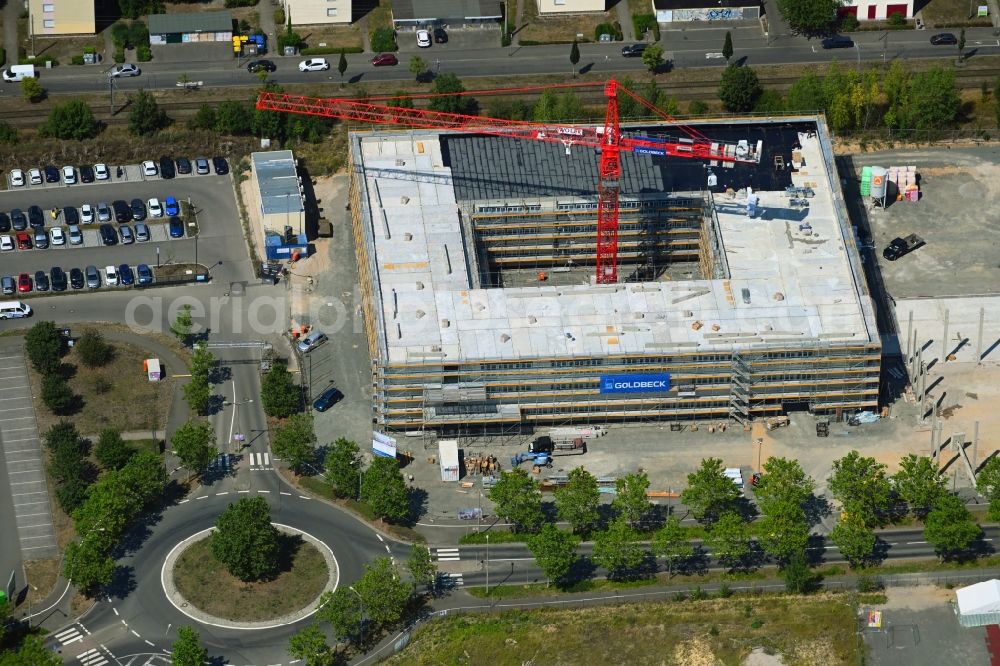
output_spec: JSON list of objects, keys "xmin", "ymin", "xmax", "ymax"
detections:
[
  {"xmin": 905, "ymin": 310, "xmax": 914, "ymax": 362},
  {"xmin": 977, "ymin": 307, "xmax": 985, "ymax": 366},
  {"xmin": 910, "ymin": 328, "xmax": 919, "ymax": 380},
  {"xmin": 973, "ymin": 420, "xmax": 980, "ymax": 469},
  {"xmin": 942, "ymin": 308, "xmax": 950, "ymax": 362}
]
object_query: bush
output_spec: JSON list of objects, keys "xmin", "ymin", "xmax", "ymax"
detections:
[
  {"xmin": 42, "ymin": 374, "xmax": 75, "ymax": 414},
  {"xmin": 0, "ymin": 47, "xmax": 5, "ymax": 67},
  {"xmin": 370, "ymin": 27, "xmax": 397, "ymax": 52},
  {"xmin": 114, "ymin": 47, "xmax": 125, "ymax": 63},
  {"xmin": 0, "ymin": 121, "xmax": 18, "ymax": 144},
  {"xmin": 718, "ymin": 582, "xmax": 732, "ymax": 598},
  {"xmin": 71, "ymin": 55, "xmax": 85, "ymax": 65},
  {"xmin": 689, "ymin": 99, "xmax": 709, "ymax": 115},
  {"xmin": 888, "ymin": 11, "xmax": 906, "ymax": 27},
  {"xmin": 278, "ymin": 31, "xmax": 303, "ymax": 51},
  {"xmin": 632, "ymin": 13, "xmax": 660, "ymax": 40},
  {"xmin": 111, "ymin": 22, "xmax": 130, "ymax": 48},
  {"xmin": 18, "ymin": 57, "xmax": 58, "ymax": 66},
  {"xmin": 274, "ymin": 7, "xmax": 285, "ymax": 25},
  {"xmin": 594, "ymin": 22, "xmax": 622, "ymax": 41},
  {"xmin": 224, "ymin": 0, "xmax": 257, "ymax": 6},
  {"xmin": 300, "ymin": 45, "xmax": 364, "ymax": 55},
  {"xmin": 137, "ymin": 45, "xmax": 152, "ymax": 62},
  {"xmin": 40, "ymin": 100, "xmax": 98, "ymax": 140},
  {"xmin": 25, "ymin": 321, "xmax": 64, "ymax": 375},
  {"xmin": 857, "ymin": 575, "xmax": 884, "ymax": 592},
  {"xmin": 839, "ymin": 14, "xmax": 860, "ymax": 32},
  {"xmin": 75, "ymin": 329, "xmax": 114, "ymax": 368}
]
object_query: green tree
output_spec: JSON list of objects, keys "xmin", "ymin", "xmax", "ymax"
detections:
[
  {"xmin": 408, "ymin": 55, "xmax": 427, "ymax": 80},
  {"xmin": 75, "ymin": 329, "xmax": 114, "ymax": 368},
  {"xmin": 527, "ymin": 524, "xmax": 580, "ymax": 586},
  {"xmin": 63, "ymin": 538, "xmax": 115, "ymax": 591},
  {"xmin": 24, "ymin": 320, "xmax": 64, "ymax": 375},
  {"xmin": 189, "ymin": 103, "xmax": 217, "ymax": 131},
  {"xmin": 170, "ymin": 304, "xmax": 193, "ymax": 344},
  {"xmin": 353, "ymin": 556, "xmax": 411, "ymax": 626},
  {"xmin": 829, "ymin": 512, "xmax": 876, "ymax": 567},
  {"xmin": 718, "ymin": 64, "xmax": 762, "ymax": 112},
  {"xmin": 828, "ymin": 451, "xmax": 892, "ymax": 527},
  {"xmin": 95, "ymin": 429, "xmax": 133, "ymax": 470},
  {"xmin": 894, "ymin": 454, "xmax": 947, "ymax": 518},
  {"xmin": 775, "ymin": 0, "xmax": 838, "ymax": 35},
  {"xmin": 976, "ymin": 456, "xmax": 1000, "ymax": 520},
  {"xmin": 427, "ymin": 73, "xmax": 477, "ymax": 115},
  {"xmin": 182, "ymin": 377, "xmax": 211, "ymax": 415},
  {"xmin": 56, "ymin": 477, "xmax": 91, "ymax": 513},
  {"xmin": 288, "ymin": 623, "xmax": 336, "ymax": 666},
  {"xmin": 906, "ymin": 67, "xmax": 961, "ymax": 131},
  {"xmin": 651, "ymin": 515, "xmax": 694, "ymax": 577},
  {"xmin": 361, "ymin": 456, "xmax": 410, "ymax": 523},
  {"xmin": 757, "ymin": 498, "xmax": 810, "ymax": 565},
  {"xmin": 958, "ymin": 28, "xmax": 966, "ymax": 59},
  {"xmin": 405, "ymin": 543, "xmax": 437, "ymax": 592},
  {"xmin": 641, "ymin": 43, "xmax": 665, "ymax": 73},
  {"xmin": 171, "ymin": 626, "xmax": 208, "ymax": 666},
  {"xmin": 370, "ymin": 26, "xmax": 396, "ymax": 52},
  {"xmin": 272, "ymin": 413, "xmax": 316, "ymax": 473},
  {"xmin": 41, "ymin": 374, "xmax": 75, "ymax": 414},
  {"xmin": 554, "ymin": 466, "xmax": 600, "ymax": 534},
  {"xmin": 317, "ymin": 587, "xmax": 362, "ymax": 642},
  {"xmin": 488, "ymin": 467, "xmax": 544, "ymax": 532},
  {"xmin": 923, "ymin": 494, "xmax": 982, "ymax": 559},
  {"xmin": 882, "ymin": 60, "xmax": 911, "ymax": 129},
  {"xmin": 190, "ymin": 342, "xmax": 214, "ymax": 382},
  {"xmin": 260, "ymin": 360, "xmax": 300, "ymax": 418},
  {"xmin": 681, "ymin": 458, "xmax": 741, "ymax": 524},
  {"xmin": 722, "ymin": 31, "xmax": 734, "ymax": 63},
  {"xmin": 39, "ymin": 99, "xmax": 98, "ymax": 139},
  {"xmin": 45, "ymin": 420, "xmax": 82, "ymax": 455},
  {"xmin": 214, "ymin": 100, "xmax": 253, "ymax": 135},
  {"xmin": 171, "ymin": 419, "xmax": 216, "ymax": 476},
  {"xmin": 0, "ymin": 120, "xmax": 18, "ymax": 144},
  {"xmin": 704, "ymin": 511, "xmax": 751, "ymax": 570},
  {"xmin": 71, "ymin": 451, "xmax": 166, "ymax": 542},
  {"xmin": 591, "ymin": 519, "xmax": 645, "ymax": 580},
  {"xmin": 0, "ymin": 634, "xmax": 61, "ymax": 666},
  {"xmin": 128, "ymin": 89, "xmax": 169, "ymax": 136},
  {"xmin": 786, "ymin": 71, "xmax": 826, "ymax": 112},
  {"xmin": 569, "ymin": 39, "xmax": 580, "ymax": 76},
  {"xmin": 324, "ymin": 437, "xmax": 362, "ymax": 499},
  {"xmin": 338, "ymin": 49, "xmax": 348, "ymax": 84},
  {"xmin": 212, "ymin": 497, "xmax": 281, "ymax": 581},
  {"xmin": 21, "ymin": 76, "xmax": 44, "ymax": 103},
  {"xmin": 612, "ymin": 472, "xmax": 651, "ymax": 528},
  {"xmin": 754, "ymin": 457, "xmax": 815, "ymax": 516},
  {"xmin": 780, "ymin": 549, "xmax": 815, "ymax": 593}
]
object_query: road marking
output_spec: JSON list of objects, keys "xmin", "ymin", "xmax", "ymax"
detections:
[
  {"xmin": 385, "ymin": 545, "xmax": 391, "ymax": 553},
  {"xmin": 298, "ymin": 495, "xmax": 310, "ymax": 500},
  {"xmin": 377, "ymin": 534, "xmax": 384, "ymax": 542},
  {"xmin": 195, "ymin": 495, "xmax": 207, "ymax": 500},
  {"xmin": 237, "ymin": 489, "xmax": 250, "ymax": 493},
  {"xmin": 444, "ymin": 572, "xmax": 464, "ymax": 586},
  {"xmin": 280, "ymin": 491, "xmax": 291, "ymax": 496},
  {"xmin": 55, "ymin": 626, "xmax": 84, "ymax": 644},
  {"xmin": 144, "ymin": 640, "xmax": 155, "ymax": 647},
  {"xmin": 179, "ymin": 499, "xmax": 189, "ymax": 504},
  {"xmin": 113, "ymin": 608, "xmax": 119, "ymax": 616},
  {"xmin": 263, "ymin": 452, "xmax": 270, "ymax": 466},
  {"xmin": 216, "ymin": 491, "xmax": 229, "ymax": 496},
  {"xmin": 258, "ymin": 489, "xmax": 270, "ymax": 493},
  {"xmin": 76, "ymin": 648, "xmax": 108, "ymax": 666},
  {"xmin": 906, "ymin": 540, "xmax": 927, "ymax": 545},
  {"xmin": 131, "ymin": 629, "xmax": 140, "ymax": 637},
  {"xmin": 434, "ymin": 548, "xmax": 461, "ymax": 562}
]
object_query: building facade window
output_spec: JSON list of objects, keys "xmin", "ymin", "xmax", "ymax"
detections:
[
  {"xmin": 43, "ymin": 4, "xmax": 55, "ymax": 12},
  {"xmin": 43, "ymin": 19, "xmax": 55, "ymax": 28},
  {"xmin": 327, "ymin": 8, "xmax": 338, "ymax": 16}
]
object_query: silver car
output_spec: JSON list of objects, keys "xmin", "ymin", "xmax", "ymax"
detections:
[
  {"xmin": 297, "ymin": 330, "xmax": 328, "ymax": 353},
  {"xmin": 67, "ymin": 225, "xmax": 83, "ymax": 245},
  {"xmin": 85, "ymin": 265, "xmax": 101, "ymax": 288},
  {"xmin": 96, "ymin": 202, "xmax": 112, "ymax": 222},
  {"xmin": 134, "ymin": 222, "xmax": 150, "ymax": 242}
]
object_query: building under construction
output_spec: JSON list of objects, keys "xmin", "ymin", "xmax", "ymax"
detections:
[{"xmin": 348, "ymin": 117, "xmax": 881, "ymax": 434}]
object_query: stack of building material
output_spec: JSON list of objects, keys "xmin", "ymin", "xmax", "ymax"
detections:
[
  {"xmin": 888, "ymin": 165, "xmax": 919, "ymax": 202},
  {"xmin": 860, "ymin": 166, "xmax": 872, "ymax": 196}
]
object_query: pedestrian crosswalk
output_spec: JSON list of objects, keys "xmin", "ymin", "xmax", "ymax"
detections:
[
  {"xmin": 249, "ymin": 451, "xmax": 272, "ymax": 470},
  {"xmin": 434, "ymin": 547, "xmax": 460, "ymax": 562},
  {"xmin": 75, "ymin": 648, "xmax": 108, "ymax": 666},
  {"xmin": 208, "ymin": 453, "xmax": 231, "ymax": 472},
  {"xmin": 443, "ymin": 572, "xmax": 464, "ymax": 587},
  {"xmin": 54, "ymin": 624, "xmax": 88, "ymax": 645}
]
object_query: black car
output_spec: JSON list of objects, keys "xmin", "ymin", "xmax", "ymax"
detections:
[
  {"xmin": 130, "ymin": 198, "xmax": 147, "ymax": 221},
  {"xmin": 64, "ymin": 206, "xmax": 79, "ymax": 225},
  {"xmin": 312, "ymin": 386, "xmax": 343, "ymax": 412},
  {"xmin": 821, "ymin": 35, "xmax": 854, "ymax": 49},
  {"xmin": 621, "ymin": 43, "xmax": 647, "ymax": 57},
  {"xmin": 10, "ymin": 209, "xmax": 26, "ymax": 231},
  {"xmin": 112, "ymin": 200, "xmax": 131, "ymax": 223},
  {"xmin": 0, "ymin": 212, "xmax": 9, "ymax": 233},
  {"xmin": 43, "ymin": 165, "xmax": 59, "ymax": 183},
  {"xmin": 176, "ymin": 157, "xmax": 192, "ymax": 174},
  {"xmin": 433, "ymin": 28, "xmax": 447, "ymax": 44},
  {"xmin": 159, "ymin": 156, "xmax": 176, "ymax": 180},
  {"xmin": 79, "ymin": 165, "xmax": 95, "ymax": 183},
  {"xmin": 69, "ymin": 267, "xmax": 85, "ymax": 289},
  {"xmin": 33, "ymin": 270, "xmax": 49, "ymax": 292},
  {"xmin": 27, "ymin": 205, "xmax": 44, "ymax": 229},
  {"xmin": 99, "ymin": 223, "xmax": 118, "ymax": 246},
  {"xmin": 930, "ymin": 32, "xmax": 957, "ymax": 45},
  {"xmin": 246, "ymin": 59, "xmax": 276, "ymax": 73},
  {"xmin": 212, "ymin": 157, "xmax": 229, "ymax": 175},
  {"xmin": 50, "ymin": 267, "xmax": 67, "ymax": 292}
]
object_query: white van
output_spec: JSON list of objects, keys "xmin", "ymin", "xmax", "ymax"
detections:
[
  {"xmin": 0, "ymin": 301, "xmax": 32, "ymax": 319},
  {"xmin": 2, "ymin": 65, "xmax": 36, "ymax": 83}
]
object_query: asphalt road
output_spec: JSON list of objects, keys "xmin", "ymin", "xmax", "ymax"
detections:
[{"xmin": 10, "ymin": 27, "xmax": 1000, "ymax": 96}]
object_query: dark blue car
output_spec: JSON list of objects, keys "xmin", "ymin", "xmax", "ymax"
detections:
[
  {"xmin": 118, "ymin": 264, "xmax": 134, "ymax": 286},
  {"xmin": 312, "ymin": 386, "xmax": 343, "ymax": 412},
  {"xmin": 136, "ymin": 264, "xmax": 153, "ymax": 285},
  {"xmin": 168, "ymin": 216, "xmax": 184, "ymax": 238}
]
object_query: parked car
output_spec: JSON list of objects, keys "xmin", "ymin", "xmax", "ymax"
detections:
[
  {"xmin": 64, "ymin": 206, "xmax": 79, "ymax": 225},
  {"xmin": 96, "ymin": 202, "xmax": 112, "ymax": 222},
  {"xmin": 433, "ymin": 27, "xmax": 448, "ymax": 44},
  {"xmin": 159, "ymin": 156, "xmax": 176, "ymax": 180},
  {"xmin": 67, "ymin": 225, "xmax": 83, "ymax": 245},
  {"xmin": 247, "ymin": 59, "xmax": 276, "ymax": 73},
  {"xmin": 49, "ymin": 227, "xmax": 66, "ymax": 246},
  {"xmin": 99, "ymin": 224, "xmax": 118, "ymax": 246},
  {"xmin": 109, "ymin": 64, "xmax": 140, "ymax": 78},
  {"xmin": 822, "ymin": 35, "xmax": 854, "ymax": 49},
  {"xmin": 10, "ymin": 169, "xmax": 24, "ymax": 187},
  {"xmin": 43, "ymin": 165, "xmax": 59, "ymax": 183},
  {"xmin": 27, "ymin": 205, "xmax": 44, "ymax": 229},
  {"xmin": 61, "ymin": 166, "xmax": 76, "ymax": 184},
  {"xmin": 141, "ymin": 160, "xmax": 157, "ymax": 177},
  {"xmin": 147, "ymin": 198, "xmax": 163, "ymax": 218},
  {"xmin": 1, "ymin": 276, "xmax": 14, "ymax": 295},
  {"xmin": 176, "ymin": 158, "xmax": 192, "ymax": 175},
  {"xmin": 195, "ymin": 158, "xmax": 210, "ymax": 175},
  {"xmin": 130, "ymin": 198, "xmax": 147, "ymax": 221},
  {"xmin": 85, "ymin": 265, "xmax": 101, "ymax": 288},
  {"xmin": 104, "ymin": 265, "xmax": 119, "ymax": 286},
  {"xmin": 621, "ymin": 43, "xmax": 647, "ymax": 57},
  {"xmin": 69, "ymin": 267, "xmax": 85, "ymax": 289},
  {"xmin": 298, "ymin": 58, "xmax": 330, "ymax": 72},
  {"xmin": 15, "ymin": 232, "xmax": 31, "ymax": 250},
  {"xmin": 17, "ymin": 273, "xmax": 32, "ymax": 293},
  {"xmin": 33, "ymin": 230, "xmax": 48, "ymax": 249},
  {"xmin": 81, "ymin": 204, "xmax": 95, "ymax": 224},
  {"xmin": 0, "ymin": 213, "xmax": 8, "ymax": 233},
  {"xmin": 28, "ymin": 168, "xmax": 42, "ymax": 185},
  {"xmin": 297, "ymin": 330, "xmax": 329, "ymax": 353},
  {"xmin": 50, "ymin": 267, "xmax": 67, "ymax": 292},
  {"xmin": 416, "ymin": 30, "xmax": 431, "ymax": 48},
  {"xmin": 371, "ymin": 53, "xmax": 398, "ymax": 67},
  {"xmin": 79, "ymin": 165, "xmax": 95, "ymax": 183},
  {"xmin": 94, "ymin": 163, "xmax": 110, "ymax": 180},
  {"xmin": 930, "ymin": 32, "xmax": 957, "ymax": 45},
  {"xmin": 136, "ymin": 263, "xmax": 154, "ymax": 285},
  {"xmin": 119, "ymin": 225, "xmax": 134, "ymax": 244},
  {"xmin": 112, "ymin": 200, "xmax": 131, "ymax": 223},
  {"xmin": 33, "ymin": 270, "xmax": 49, "ymax": 292},
  {"xmin": 213, "ymin": 157, "xmax": 229, "ymax": 175},
  {"xmin": 10, "ymin": 209, "xmax": 26, "ymax": 231},
  {"xmin": 134, "ymin": 222, "xmax": 150, "ymax": 242},
  {"xmin": 168, "ymin": 216, "xmax": 184, "ymax": 238},
  {"xmin": 165, "ymin": 196, "xmax": 180, "ymax": 216},
  {"xmin": 118, "ymin": 264, "xmax": 135, "ymax": 286},
  {"xmin": 0, "ymin": 235, "xmax": 12, "ymax": 252},
  {"xmin": 312, "ymin": 385, "xmax": 343, "ymax": 412}
]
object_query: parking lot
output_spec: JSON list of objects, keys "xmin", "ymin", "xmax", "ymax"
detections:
[{"xmin": 0, "ymin": 161, "xmax": 241, "ymax": 293}]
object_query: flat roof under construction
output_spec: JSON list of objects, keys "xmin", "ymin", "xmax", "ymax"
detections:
[{"xmin": 355, "ymin": 121, "xmax": 878, "ymax": 365}]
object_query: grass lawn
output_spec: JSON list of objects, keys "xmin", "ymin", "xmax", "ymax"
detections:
[
  {"xmin": 384, "ymin": 594, "xmax": 861, "ymax": 665},
  {"xmin": 173, "ymin": 533, "xmax": 329, "ymax": 622},
  {"xmin": 299, "ymin": 25, "xmax": 363, "ymax": 51},
  {"xmin": 367, "ymin": 0, "xmax": 394, "ymax": 32},
  {"xmin": 518, "ymin": 0, "xmax": 618, "ymax": 44},
  {"xmin": 921, "ymin": 0, "xmax": 992, "ymax": 26}
]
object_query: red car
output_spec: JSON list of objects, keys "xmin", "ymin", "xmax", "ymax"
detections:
[
  {"xmin": 15, "ymin": 232, "xmax": 31, "ymax": 250},
  {"xmin": 371, "ymin": 53, "xmax": 398, "ymax": 67},
  {"xmin": 17, "ymin": 273, "xmax": 32, "ymax": 293}
]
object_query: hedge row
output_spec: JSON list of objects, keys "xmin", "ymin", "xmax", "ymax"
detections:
[{"xmin": 300, "ymin": 45, "xmax": 364, "ymax": 55}]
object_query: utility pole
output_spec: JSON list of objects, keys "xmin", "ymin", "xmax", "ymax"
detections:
[{"xmin": 29, "ymin": 14, "xmax": 35, "ymax": 58}]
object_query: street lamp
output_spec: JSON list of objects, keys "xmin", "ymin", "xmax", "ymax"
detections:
[{"xmin": 348, "ymin": 585, "xmax": 364, "ymax": 645}]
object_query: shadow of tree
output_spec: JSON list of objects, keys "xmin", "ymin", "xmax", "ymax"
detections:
[{"xmin": 104, "ymin": 565, "xmax": 136, "ymax": 600}]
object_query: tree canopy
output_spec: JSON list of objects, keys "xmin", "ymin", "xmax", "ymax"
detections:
[
  {"xmin": 324, "ymin": 438, "xmax": 363, "ymax": 499},
  {"xmin": 171, "ymin": 626, "xmax": 208, "ymax": 666},
  {"xmin": 828, "ymin": 451, "xmax": 892, "ymax": 527},
  {"xmin": 651, "ymin": 515, "xmax": 695, "ymax": 577},
  {"xmin": 775, "ymin": 0, "xmax": 838, "ymax": 35},
  {"xmin": 427, "ymin": 74, "xmax": 477, "ymax": 115},
  {"xmin": 923, "ymin": 494, "xmax": 981, "ymax": 559},
  {"xmin": 681, "ymin": 458, "xmax": 741, "ymax": 524},
  {"xmin": 489, "ymin": 468, "xmax": 544, "ymax": 532},
  {"xmin": 211, "ymin": 497, "xmax": 281, "ymax": 581},
  {"xmin": 40, "ymin": 100, "xmax": 98, "ymax": 140},
  {"xmin": 353, "ymin": 556, "xmax": 411, "ymax": 627},
  {"xmin": 591, "ymin": 520, "xmax": 645, "ymax": 580},
  {"xmin": 271, "ymin": 413, "xmax": 316, "ymax": 474},
  {"xmin": 554, "ymin": 466, "xmax": 600, "ymax": 534},
  {"xmin": 171, "ymin": 419, "xmax": 217, "ymax": 475},
  {"xmin": 25, "ymin": 320, "xmax": 65, "ymax": 375},
  {"xmin": 894, "ymin": 454, "xmax": 946, "ymax": 518},
  {"xmin": 128, "ymin": 89, "xmax": 169, "ymax": 136},
  {"xmin": 361, "ymin": 456, "xmax": 410, "ymax": 523},
  {"xmin": 829, "ymin": 512, "xmax": 877, "ymax": 568},
  {"xmin": 704, "ymin": 511, "xmax": 751, "ymax": 570},
  {"xmin": 718, "ymin": 64, "xmax": 762, "ymax": 112},
  {"xmin": 527, "ymin": 524, "xmax": 580, "ymax": 585},
  {"xmin": 613, "ymin": 472, "xmax": 652, "ymax": 528},
  {"xmin": 261, "ymin": 360, "xmax": 300, "ymax": 418}
]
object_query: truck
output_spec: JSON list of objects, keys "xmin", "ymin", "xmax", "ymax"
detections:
[
  {"xmin": 882, "ymin": 233, "xmax": 924, "ymax": 261},
  {"xmin": 2, "ymin": 64, "xmax": 36, "ymax": 82},
  {"xmin": 528, "ymin": 436, "xmax": 587, "ymax": 455}
]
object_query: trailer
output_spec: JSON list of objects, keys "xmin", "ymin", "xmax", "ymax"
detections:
[
  {"xmin": 528, "ymin": 436, "xmax": 587, "ymax": 455},
  {"xmin": 882, "ymin": 233, "xmax": 924, "ymax": 261},
  {"xmin": 438, "ymin": 439, "xmax": 459, "ymax": 482}
]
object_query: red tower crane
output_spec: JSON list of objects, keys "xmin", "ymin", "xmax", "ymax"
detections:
[{"xmin": 256, "ymin": 79, "xmax": 761, "ymax": 284}]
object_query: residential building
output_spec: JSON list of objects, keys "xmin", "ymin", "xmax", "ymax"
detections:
[
  {"xmin": 148, "ymin": 11, "xmax": 233, "ymax": 45},
  {"xmin": 283, "ymin": 0, "xmax": 352, "ymax": 25},
  {"xmin": 537, "ymin": 0, "xmax": 606, "ymax": 14},
  {"xmin": 838, "ymin": 0, "xmax": 913, "ymax": 20},
  {"xmin": 391, "ymin": 0, "xmax": 502, "ymax": 29},
  {"xmin": 653, "ymin": 0, "xmax": 760, "ymax": 24},
  {"xmin": 28, "ymin": 0, "xmax": 95, "ymax": 36}
]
